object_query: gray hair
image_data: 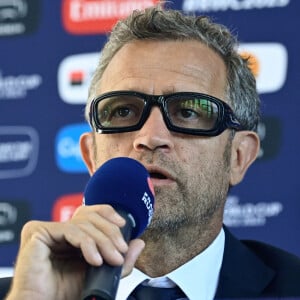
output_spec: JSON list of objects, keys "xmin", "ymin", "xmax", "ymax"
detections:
[{"xmin": 86, "ymin": 5, "xmax": 260, "ymax": 132}]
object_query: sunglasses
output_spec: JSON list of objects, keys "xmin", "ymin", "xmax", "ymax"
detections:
[{"xmin": 89, "ymin": 90, "xmax": 243, "ymax": 136}]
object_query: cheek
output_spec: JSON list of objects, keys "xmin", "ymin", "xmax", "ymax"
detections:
[
  {"xmin": 101, "ymin": 142, "xmax": 121, "ymax": 155},
  {"xmin": 94, "ymin": 135, "xmax": 132, "ymax": 163},
  {"xmin": 178, "ymin": 137, "xmax": 226, "ymax": 167},
  {"xmin": 177, "ymin": 138, "xmax": 209, "ymax": 161}
]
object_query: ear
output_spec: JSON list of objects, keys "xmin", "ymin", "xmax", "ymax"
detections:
[
  {"xmin": 230, "ymin": 131, "xmax": 260, "ymax": 186},
  {"xmin": 80, "ymin": 132, "xmax": 97, "ymax": 175}
]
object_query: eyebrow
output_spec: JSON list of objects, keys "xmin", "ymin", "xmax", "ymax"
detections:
[{"xmin": 157, "ymin": 86, "xmax": 177, "ymax": 95}]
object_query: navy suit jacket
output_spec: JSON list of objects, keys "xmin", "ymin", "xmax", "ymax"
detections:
[
  {"xmin": 216, "ymin": 227, "xmax": 300, "ymax": 298},
  {"xmin": 1, "ymin": 227, "xmax": 300, "ymax": 299}
]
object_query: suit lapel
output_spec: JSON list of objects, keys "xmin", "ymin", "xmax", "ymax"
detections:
[
  {"xmin": 215, "ymin": 226, "xmax": 275, "ymax": 298},
  {"xmin": 0, "ymin": 277, "xmax": 12, "ymax": 299}
]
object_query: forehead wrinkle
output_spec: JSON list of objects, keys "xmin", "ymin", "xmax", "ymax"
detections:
[
  {"xmin": 101, "ymin": 65, "xmax": 213, "ymax": 95},
  {"xmin": 99, "ymin": 40, "xmax": 227, "ymax": 98}
]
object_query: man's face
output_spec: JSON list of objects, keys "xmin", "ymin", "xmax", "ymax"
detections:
[{"xmin": 85, "ymin": 40, "xmax": 233, "ymax": 234}]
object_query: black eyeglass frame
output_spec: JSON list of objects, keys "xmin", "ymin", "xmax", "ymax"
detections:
[{"xmin": 89, "ymin": 90, "xmax": 244, "ymax": 136}]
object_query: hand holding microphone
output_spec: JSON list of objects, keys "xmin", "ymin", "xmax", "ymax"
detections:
[
  {"xmin": 6, "ymin": 157, "xmax": 154, "ymax": 300},
  {"xmin": 82, "ymin": 157, "xmax": 155, "ymax": 300}
]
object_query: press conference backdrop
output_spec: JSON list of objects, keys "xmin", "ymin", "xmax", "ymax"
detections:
[{"xmin": 0, "ymin": 0, "xmax": 299, "ymax": 274}]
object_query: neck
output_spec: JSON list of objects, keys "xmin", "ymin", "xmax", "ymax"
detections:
[{"xmin": 136, "ymin": 218, "xmax": 223, "ymax": 277}]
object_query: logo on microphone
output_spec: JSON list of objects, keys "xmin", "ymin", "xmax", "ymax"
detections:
[
  {"xmin": 141, "ymin": 192, "xmax": 154, "ymax": 226},
  {"xmin": 147, "ymin": 177, "xmax": 155, "ymax": 198}
]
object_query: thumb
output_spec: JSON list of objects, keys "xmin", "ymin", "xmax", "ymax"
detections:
[{"xmin": 121, "ymin": 239, "xmax": 145, "ymax": 277}]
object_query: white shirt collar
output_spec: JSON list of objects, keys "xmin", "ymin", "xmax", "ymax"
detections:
[{"xmin": 116, "ymin": 228, "xmax": 225, "ymax": 300}]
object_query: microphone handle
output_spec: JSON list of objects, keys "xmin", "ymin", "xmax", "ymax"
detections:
[{"xmin": 81, "ymin": 210, "xmax": 135, "ymax": 300}]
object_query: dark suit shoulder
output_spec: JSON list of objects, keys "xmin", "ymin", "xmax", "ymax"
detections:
[
  {"xmin": 217, "ymin": 227, "xmax": 300, "ymax": 298},
  {"xmin": 0, "ymin": 277, "xmax": 12, "ymax": 299},
  {"xmin": 243, "ymin": 240, "xmax": 300, "ymax": 271},
  {"xmin": 242, "ymin": 240, "xmax": 300, "ymax": 294}
]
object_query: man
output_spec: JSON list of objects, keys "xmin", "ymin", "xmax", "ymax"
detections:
[{"xmin": 3, "ymin": 5, "xmax": 300, "ymax": 300}]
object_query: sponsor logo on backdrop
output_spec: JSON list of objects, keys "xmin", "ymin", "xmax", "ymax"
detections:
[
  {"xmin": 257, "ymin": 117, "xmax": 282, "ymax": 160},
  {"xmin": 224, "ymin": 195, "xmax": 283, "ymax": 227},
  {"xmin": 52, "ymin": 193, "xmax": 83, "ymax": 221},
  {"xmin": 0, "ymin": 268, "xmax": 13, "ymax": 277},
  {"xmin": 58, "ymin": 53, "xmax": 99, "ymax": 104},
  {"xmin": 0, "ymin": 70, "xmax": 42, "ymax": 100},
  {"xmin": 62, "ymin": 0, "xmax": 161, "ymax": 34},
  {"xmin": 239, "ymin": 43, "xmax": 288, "ymax": 94},
  {"xmin": 0, "ymin": 201, "xmax": 30, "ymax": 244},
  {"xmin": 182, "ymin": 0, "xmax": 290, "ymax": 12},
  {"xmin": 0, "ymin": 0, "xmax": 40, "ymax": 37},
  {"xmin": 0, "ymin": 126, "xmax": 39, "ymax": 179},
  {"xmin": 55, "ymin": 123, "xmax": 90, "ymax": 173}
]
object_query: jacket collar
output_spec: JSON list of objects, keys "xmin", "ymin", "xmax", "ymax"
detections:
[{"xmin": 215, "ymin": 226, "xmax": 275, "ymax": 298}]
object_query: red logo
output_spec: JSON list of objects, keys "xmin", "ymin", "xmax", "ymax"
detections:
[
  {"xmin": 52, "ymin": 193, "xmax": 83, "ymax": 221},
  {"xmin": 147, "ymin": 177, "xmax": 155, "ymax": 197},
  {"xmin": 69, "ymin": 70, "xmax": 85, "ymax": 85},
  {"xmin": 62, "ymin": 0, "xmax": 161, "ymax": 34}
]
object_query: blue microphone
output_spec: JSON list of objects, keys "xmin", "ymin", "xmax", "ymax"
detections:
[{"xmin": 81, "ymin": 157, "xmax": 155, "ymax": 300}]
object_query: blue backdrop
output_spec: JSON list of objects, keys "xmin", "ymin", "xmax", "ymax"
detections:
[{"xmin": 0, "ymin": 0, "xmax": 299, "ymax": 272}]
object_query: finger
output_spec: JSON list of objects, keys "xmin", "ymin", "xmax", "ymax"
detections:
[
  {"xmin": 20, "ymin": 220, "xmax": 50, "ymax": 249},
  {"xmin": 64, "ymin": 221, "xmax": 126, "ymax": 266},
  {"xmin": 20, "ymin": 210, "xmax": 129, "ymax": 268},
  {"xmin": 121, "ymin": 239, "xmax": 145, "ymax": 277},
  {"xmin": 74, "ymin": 205, "xmax": 126, "ymax": 227},
  {"xmin": 71, "ymin": 209, "xmax": 129, "ymax": 253},
  {"xmin": 21, "ymin": 221, "xmax": 123, "ymax": 267}
]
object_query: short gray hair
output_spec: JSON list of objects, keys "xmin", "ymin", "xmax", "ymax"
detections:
[{"xmin": 86, "ymin": 5, "xmax": 260, "ymax": 132}]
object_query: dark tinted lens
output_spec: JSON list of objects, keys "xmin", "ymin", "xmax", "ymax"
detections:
[
  {"xmin": 167, "ymin": 96, "xmax": 219, "ymax": 130},
  {"xmin": 96, "ymin": 95, "xmax": 145, "ymax": 128}
]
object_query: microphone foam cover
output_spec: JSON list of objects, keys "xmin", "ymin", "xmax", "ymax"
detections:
[{"xmin": 83, "ymin": 157, "xmax": 155, "ymax": 238}]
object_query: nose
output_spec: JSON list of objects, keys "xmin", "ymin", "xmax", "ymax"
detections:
[{"xmin": 133, "ymin": 107, "xmax": 174, "ymax": 152}]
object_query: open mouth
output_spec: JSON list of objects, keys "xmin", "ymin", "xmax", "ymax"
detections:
[{"xmin": 149, "ymin": 172, "xmax": 168, "ymax": 180}]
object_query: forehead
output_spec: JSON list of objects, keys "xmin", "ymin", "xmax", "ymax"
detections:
[{"xmin": 99, "ymin": 40, "xmax": 227, "ymax": 100}]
